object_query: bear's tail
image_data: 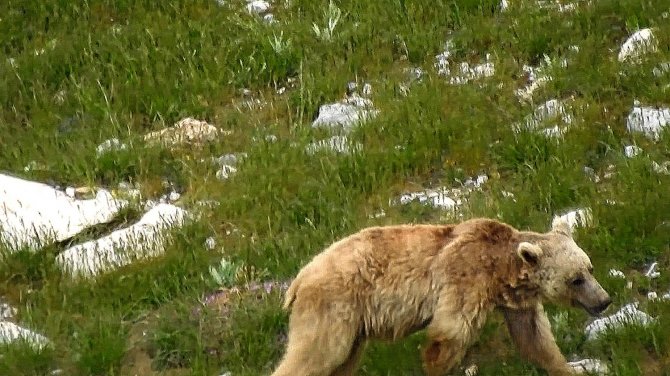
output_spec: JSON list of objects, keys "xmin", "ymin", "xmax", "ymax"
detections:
[{"xmin": 282, "ymin": 276, "xmax": 301, "ymax": 310}]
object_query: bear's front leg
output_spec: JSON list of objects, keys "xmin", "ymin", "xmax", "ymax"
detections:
[
  {"xmin": 503, "ymin": 304, "xmax": 576, "ymax": 376},
  {"xmin": 420, "ymin": 300, "xmax": 482, "ymax": 376},
  {"xmin": 421, "ymin": 337, "xmax": 467, "ymax": 376}
]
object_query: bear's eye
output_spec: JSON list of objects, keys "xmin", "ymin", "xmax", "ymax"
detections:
[{"xmin": 571, "ymin": 277, "xmax": 585, "ymax": 287}]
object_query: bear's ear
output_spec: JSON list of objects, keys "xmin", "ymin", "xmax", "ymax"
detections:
[
  {"xmin": 551, "ymin": 216, "xmax": 573, "ymax": 237},
  {"xmin": 517, "ymin": 242, "xmax": 543, "ymax": 267}
]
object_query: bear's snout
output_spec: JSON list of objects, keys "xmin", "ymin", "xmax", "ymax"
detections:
[{"xmin": 592, "ymin": 297, "xmax": 612, "ymax": 315}]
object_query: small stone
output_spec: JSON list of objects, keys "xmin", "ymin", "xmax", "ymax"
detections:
[
  {"xmin": 653, "ymin": 62, "xmax": 670, "ymax": 77},
  {"xmin": 608, "ymin": 269, "xmax": 626, "ymax": 279},
  {"xmin": 168, "ymin": 191, "xmax": 181, "ymax": 202},
  {"xmin": 65, "ymin": 187, "xmax": 76, "ymax": 198},
  {"xmin": 464, "ymin": 364, "xmax": 478, "ymax": 376},
  {"xmin": 652, "ymin": 161, "xmax": 670, "ymax": 175},
  {"xmin": 144, "ymin": 117, "xmax": 222, "ymax": 147},
  {"xmin": 246, "ymin": 1, "xmax": 270, "ymax": 14},
  {"xmin": 553, "ymin": 208, "xmax": 592, "ymax": 231},
  {"xmin": 626, "ymin": 103, "xmax": 670, "ymax": 140},
  {"xmin": 568, "ymin": 358, "xmax": 608, "ymax": 374},
  {"xmin": 346, "ymin": 82, "xmax": 358, "ymax": 95},
  {"xmin": 618, "ymin": 28, "xmax": 656, "ymax": 62},
  {"xmin": 624, "ymin": 145, "xmax": 642, "ymax": 158},
  {"xmin": 362, "ymin": 83, "xmax": 372, "ymax": 96},
  {"xmin": 205, "ymin": 237, "xmax": 217, "ymax": 250},
  {"xmin": 0, "ymin": 301, "xmax": 17, "ymax": 320},
  {"xmin": 216, "ymin": 165, "xmax": 238, "ymax": 180},
  {"xmin": 647, "ymin": 291, "xmax": 658, "ymax": 301},
  {"xmin": 448, "ymin": 62, "xmax": 495, "ymax": 85},
  {"xmin": 0, "ymin": 321, "xmax": 50, "ymax": 350},
  {"xmin": 305, "ymin": 136, "xmax": 362, "ymax": 155},
  {"xmin": 96, "ymin": 138, "xmax": 128, "ymax": 156},
  {"xmin": 311, "ymin": 97, "xmax": 379, "ymax": 131},
  {"xmin": 644, "ymin": 262, "xmax": 660, "ymax": 279},
  {"xmin": 515, "ymin": 99, "xmax": 574, "ymax": 138}
]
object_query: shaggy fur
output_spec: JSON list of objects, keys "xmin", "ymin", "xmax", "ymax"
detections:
[{"xmin": 270, "ymin": 217, "xmax": 611, "ymax": 376}]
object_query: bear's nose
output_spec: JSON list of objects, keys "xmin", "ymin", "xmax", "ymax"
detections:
[{"xmin": 595, "ymin": 297, "xmax": 612, "ymax": 314}]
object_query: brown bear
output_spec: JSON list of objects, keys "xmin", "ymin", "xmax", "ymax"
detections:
[{"xmin": 270, "ymin": 217, "xmax": 612, "ymax": 376}]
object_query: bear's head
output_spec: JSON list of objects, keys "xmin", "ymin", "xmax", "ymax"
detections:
[{"xmin": 516, "ymin": 218, "xmax": 612, "ymax": 316}]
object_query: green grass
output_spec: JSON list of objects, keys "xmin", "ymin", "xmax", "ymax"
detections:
[{"xmin": 2, "ymin": 0, "xmax": 670, "ymax": 374}]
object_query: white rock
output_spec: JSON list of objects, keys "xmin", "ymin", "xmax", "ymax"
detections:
[
  {"xmin": 541, "ymin": 125, "xmax": 565, "ymax": 138},
  {"xmin": 246, "ymin": 1, "xmax": 270, "ymax": 14},
  {"xmin": 144, "ymin": 117, "xmax": 223, "ymax": 147},
  {"xmin": 368, "ymin": 209, "xmax": 386, "ymax": 219},
  {"xmin": 463, "ymin": 175, "xmax": 488, "ymax": 188},
  {"xmin": 64, "ymin": 187, "xmax": 76, "ymax": 198},
  {"xmin": 568, "ymin": 358, "xmax": 608, "ymax": 374},
  {"xmin": 501, "ymin": 191, "xmax": 517, "ymax": 201},
  {"xmin": 396, "ymin": 188, "xmax": 458, "ymax": 211},
  {"xmin": 434, "ymin": 40, "xmax": 455, "ymax": 76},
  {"xmin": 647, "ymin": 291, "xmax": 658, "ymax": 301},
  {"xmin": 448, "ymin": 62, "xmax": 495, "ymax": 85},
  {"xmin": 618, "ymin": 28, "xmax": 656, "ymax": 62},
  {"xmin": 405, "ymin": 67, "xmax": 425, "ymax": 82},
  {"xmin": 0, "ymin": 173, "xmax": 128, "ymax": 252},
  {"xmin": 652, "ymin": 62, "xmax": 670, "ymax": 77},
  {"xmin": 553, "ymin": 208, "xmax": 592, "ymax": 232},
  {"xmin": 516, "ymin": 99, "xmax": 573, "ymax": 137},
  {"xmin": 214, "ymin": 153, "xmax": 247, "ymax": 167},
  {"xmin": 536, "ymin": 0, "xmax": 580, "ymax": 13},
  {"xmin": 645, "ymin": 262, "xmax": 660, "ymax": 279},
  {"xmin": 216, "ymin": 165, "xmax": 238, "ymax": 180},
  {"xmin": 516, "ymin": 75, "xmax": 552, "ymax": 101},
  {"xmin": 0, "ymin": 321, "xmax": 50, "ymax": 350},
  {"xmin": 584, "ymin": 302, "xmax": 654, "ymax": 340},
  {"xmin": 311, "ymin": 96, "xmax": 378, "ymax": 131},
  {"xmin": 95, "ymin": 138, "xmax": 128, "ymax": 156},
  {"xmin": 346, "ymin": 81, "xmax": 358, "ymax": 95},
  {"xmin": 499, "ymin": 0, "xmax": 509, "ymax": 11},
  {"xmin": 624, "ymin": 145, "xmax": 642, "ymax": 158},
  {"xmin": 608, "ymin": 269, "xmax": 626, "ymax": 279},
  {"xmin": 305, "ymin": 136, "xmax": 362, "ymax": 155},
  {"xmin": 651, "ymin": 160, "xmax": 670, "ymax": 175},
  {"xmin": 263, "ymin": 13, "xmax": 276, "ymax": 24},
  {"xmin": 55, "ymin": 203, "xmax": 189, "ymax": 279},
  {"xmin": 205, "ymin": 237, "xmax": 217, "ymax": 250},
  {"xmin": 213, "ymin": 153, "xmax": 246, "ymax": 180},
  {"xmin": 0, "ymin": 301, "xmax": 17, "ymax": 320},
  {"xmin": 168, "ymin": 191, "xmax": 181, "ymax": 202},
  {"xmin": 626, "ymin": 103, "xmax": 670, "ymax": 140},
  {"xmin": 464, "ymin": 363, "xmax": 478, "ymax": 376}
]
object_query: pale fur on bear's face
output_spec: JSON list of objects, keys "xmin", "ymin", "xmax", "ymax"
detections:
[{"xmin": 518, "ymin": 217, "xmax": 611, "ymax": 316}]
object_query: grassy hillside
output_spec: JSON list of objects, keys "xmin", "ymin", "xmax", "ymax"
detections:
[{"xmin": 1, "ymin": 0, "xmax": 670, "ymax": 374}]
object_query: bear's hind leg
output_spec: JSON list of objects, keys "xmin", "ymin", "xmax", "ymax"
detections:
[
  {"xmin": 329, "ymin": 336, "xmax": 366, "ymax": 376},
  {"xmin": 271, "ymin": 311, "xmax": 359, "ymax": 376}
]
